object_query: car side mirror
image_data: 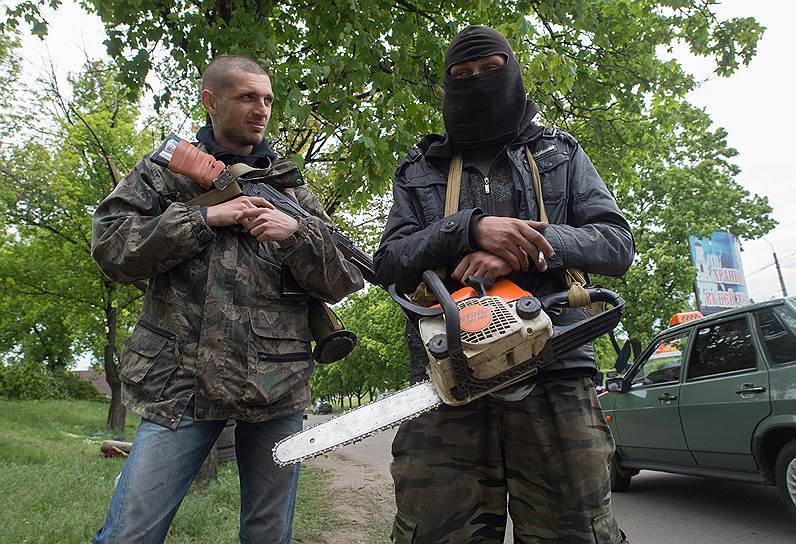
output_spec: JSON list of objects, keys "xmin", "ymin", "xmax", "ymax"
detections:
[
  {"xmin": 606, "ymin": 377, "xmax": 624, "ymax": 393},
  {"xmin": 614, "ymin": 341, "xmax": 632, "ymax": 374}
]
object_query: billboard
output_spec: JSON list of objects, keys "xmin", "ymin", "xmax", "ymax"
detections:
[{"xmin": 689, "ymin": 231, "xmax": 750, "ymax": 315}]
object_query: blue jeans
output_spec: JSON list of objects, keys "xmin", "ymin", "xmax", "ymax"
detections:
[{"xmin": 93, "ymin": 407, "xmax": 303, "ymax": 544}]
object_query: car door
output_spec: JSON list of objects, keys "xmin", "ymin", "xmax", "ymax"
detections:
[
  {"xmin": 754, "ymin": 303, "xmax": 796, "ymax": 422},
  {"xmin": 612, "ymin": 331, "xmax": 696, "ymax": 466},
  {"xmin": 679, "ymin": 314, "xmax": 771, "ymax": 471}
]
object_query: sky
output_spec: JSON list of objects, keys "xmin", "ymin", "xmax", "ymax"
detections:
[{"xmin": 12, "ymin": 0, "xmax": 795, "ymax": 337}]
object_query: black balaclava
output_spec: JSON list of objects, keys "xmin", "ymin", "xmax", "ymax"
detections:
[{"xmin": 443, "ymin": 25, "xmax": 527, "ymax": 149}]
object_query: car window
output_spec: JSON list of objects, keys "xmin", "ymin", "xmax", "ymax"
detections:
[
  {"xmin": 630, "ymin": 333, "xmax": 689, "ymax": 388},
  {"xmin": 688, "ymin": 317, "xmax": 756, "ymax": 379},
  {"xmin": 755, "ymin": 307, "xmax": 796, "ymax": 365}
]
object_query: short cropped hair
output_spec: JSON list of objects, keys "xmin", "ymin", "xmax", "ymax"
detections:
[{"xmin": 201, "ymin": 55, "xmax": 268, "ymax": 93}]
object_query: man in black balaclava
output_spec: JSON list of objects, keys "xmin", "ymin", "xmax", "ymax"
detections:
[{"xmin": 374, "ymin": 26, "xmax": 633, "ymax": 543}]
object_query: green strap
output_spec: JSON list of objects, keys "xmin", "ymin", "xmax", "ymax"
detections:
[{"xmin": 186, "ymin": 163, "xmax": 272, "ymax": 207}]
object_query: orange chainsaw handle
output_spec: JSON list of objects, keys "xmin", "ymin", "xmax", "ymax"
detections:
[{"xmin": 445, "ymin": 279, "xmax": 531, "ymax": 306}]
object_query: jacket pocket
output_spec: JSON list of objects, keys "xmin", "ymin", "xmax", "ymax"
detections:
[
  {"xmin": 233, "ymin": 236, "xmax": 285, "ymax": 303},
  {"xmin": 537, "ymin": 152, "xmax": 569, "ymax": 205},
  {"xmin": 405, "ymin": 173, "xmax": 448, "ymax": 227},
  {"xmin": 242, "ymin": 308, "xmax": 313, "ymax": 406},
  {"xmin": 119, "ymin": 322, "xmax": 179, "ymax": 401},
  {"xmin": 592, "ymin": 512, "xmax": 623, "ymax": 544}
]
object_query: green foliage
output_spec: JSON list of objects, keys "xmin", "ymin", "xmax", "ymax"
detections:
[
  {"xmin": 0, "ymin": 60, "xmax": 150, "ymax": 371},
  {"xmin": 0, "ymin": 362, "xmax": 104, "ymax": 400},
  {"xmin": 0, "ymin": 2, "xmax": 777, "ymax": 384},
  {"xmin": 0, "ymin": 400, "xmax": 343, "ymax": 543},
  {"xmin": 312, "ymin": 287, "xmax": 409, "ymax": 402},
  {"xmin": 0, "ymin": 30, "xmax": 21, "ymax": 136}
]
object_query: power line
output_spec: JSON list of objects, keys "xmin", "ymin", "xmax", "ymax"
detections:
[{"xmin": 747, "ymin": 251, "xmax": 796, "ymax": 276}]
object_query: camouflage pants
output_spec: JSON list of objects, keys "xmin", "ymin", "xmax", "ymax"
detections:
[{"xmin": 390, "ymin": 376, "xmax": 626, "ymax": 544}]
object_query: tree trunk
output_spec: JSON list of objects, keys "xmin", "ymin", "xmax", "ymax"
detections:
[
  {"xmin": 629, "ymin": 337, "xmax": 643, "ymax": 361},
  {"xmin": 193, "ymin": 445, "xmax": 218, "ymax": 489},
  {"xmin": 104, "ymin": 284, "xmax": 126, "ymax": 433}
]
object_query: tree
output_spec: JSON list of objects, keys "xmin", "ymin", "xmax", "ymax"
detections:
[
  {"xmin": 311, "ymin": 287, "xmax": 409, "ymax": 403},
  {"xmin": 4, "ymin": 1, "xmax": 775, "ymax": 369},
  {"xmin": 0, "ymin": 60, "xmax": 156, "ymax": 431}
]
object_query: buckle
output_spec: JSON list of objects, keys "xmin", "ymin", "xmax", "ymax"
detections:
[
  {"xmin": 212, "ymin": 168, "xmax": 234, "ymax": 190},
  {"xmin": 543, "ymin": 127, "xmax": 558, "ymax": 138},
  {"xmin": 407, "ymin": 146, "xmax": 422, "ymax": 162}
]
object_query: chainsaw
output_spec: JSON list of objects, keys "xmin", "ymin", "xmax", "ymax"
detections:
[{"xmin": 273, "ymin": 270, "xmax": 624, "ymax": 465}]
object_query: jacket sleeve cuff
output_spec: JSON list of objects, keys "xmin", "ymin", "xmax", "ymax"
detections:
[
  {"xmin": 467, "ymin": 209, "xmax": 485, "ymax": 250},
  {"xmin": 276, "ymin": 217, "xmax": 311, "ymax": 255},
  {"xmin": 542, "ymin": 224, "xmax": 566, "ymax": 269},
  {"xmin": 187, "ymin": 205, "xmax": 215, "ymax": 244}
]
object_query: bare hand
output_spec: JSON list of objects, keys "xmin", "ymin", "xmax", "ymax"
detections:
[
  {"xmin": 206, "ymin": 196, "xmax": 272, "ymax": 227},
  {"xmin": 235, "ymin": 206, "xmax": 300, "ymax": 242},
  {"xmin": 452, "ymin": 251, "xmax": 513, "ymax": 284},
  {"xmin": 473, "ymin": 216, "xmax": 554, "ymax": 272}
]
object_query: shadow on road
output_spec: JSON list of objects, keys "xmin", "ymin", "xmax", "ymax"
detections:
[{"xmin": 612, "ymin": 471, "xmax": 795, "ymax": 543}]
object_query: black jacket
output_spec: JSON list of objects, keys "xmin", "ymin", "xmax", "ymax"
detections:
[{"xmin": 374, "ymin": 112, "xmax": 634, "ymax": 379}]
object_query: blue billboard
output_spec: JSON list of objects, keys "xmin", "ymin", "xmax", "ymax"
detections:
[{"xmin": 688, "ymin": 231, "xmax": 750, "ymax": 315}]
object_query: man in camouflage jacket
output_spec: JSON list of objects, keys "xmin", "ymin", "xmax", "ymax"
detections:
[
  {"xmin": 91, "ymin": 55, "xmax": 363, "ymax": 544},
  {"xmin": 374, "ymin": 27, "xmax": 633, "ymax": 543}
]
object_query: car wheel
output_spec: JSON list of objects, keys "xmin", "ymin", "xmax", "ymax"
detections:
[
  {"xmin": 610, "ymin": 455, "xmax": 633, "ymax": 492},
  {"xmin": 775, "ymin": 440, "xmax": 796, "ymax": 520}
]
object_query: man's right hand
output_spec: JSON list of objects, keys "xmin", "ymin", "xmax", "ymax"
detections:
[
  {"xmin": 473, "ymin": 216, "xmax": 555, "ymax": 272},
  {"xmin": 205, "ymin": 196, "xmax": 272, "ymax": 227},
  {"xmin": 452, "ymin": 251, "xmax": 513, "ymax": 284}
]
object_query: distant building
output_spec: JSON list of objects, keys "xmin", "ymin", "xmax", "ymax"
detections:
[{"xmin": 75, "ymin": 370, "xmax": 112, "ymax": 397}]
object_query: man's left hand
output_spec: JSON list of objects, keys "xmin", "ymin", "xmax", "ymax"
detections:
[
  {"xmin": 235, "ymin": 205, "xmax": 299, "ymax": 242},
  {"xmin": 452, "ymin": 250, "xmax": 513, "ymax": 284}
]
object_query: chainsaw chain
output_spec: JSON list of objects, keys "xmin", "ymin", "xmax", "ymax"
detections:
[{"xmin": 271, "ymin": 381, "xmax": 442, "ymax": 466}]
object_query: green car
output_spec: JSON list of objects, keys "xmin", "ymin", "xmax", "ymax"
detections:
[{"xmin": 600, "ymin": 297, "xmax": 796, "ymax": 519}]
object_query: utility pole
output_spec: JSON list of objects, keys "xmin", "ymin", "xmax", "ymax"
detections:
[
  {"xmin": 763, "ymin": 238, "xmax": 789, "ymax": 298},
  {"xmin": 772, "ymin": 251, "xmax": 789, "ymax": 297}
]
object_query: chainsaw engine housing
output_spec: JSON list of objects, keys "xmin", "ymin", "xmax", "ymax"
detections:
[{"xmin": 418, "ymin": 283, "xmax": 553, "ymax": 406}]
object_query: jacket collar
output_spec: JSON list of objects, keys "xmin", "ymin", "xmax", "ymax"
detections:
[{"xmin": 195, "ymin": 124, "xmax": 278, "ymax": 168}]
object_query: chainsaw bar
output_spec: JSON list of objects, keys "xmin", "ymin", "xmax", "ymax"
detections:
[{"xmin": 272, "ymin": 381, "xmax": 442, "ymax": 466}]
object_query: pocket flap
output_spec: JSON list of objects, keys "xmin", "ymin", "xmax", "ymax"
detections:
[
  {"xmin": 249, "ymin": 307, "xmax": 311, "ymax": 341},
  {"xmin": 120, "ymin": 327, "xmax": 170, "ymax": 384},
  {"xmin": 536, "ymin": 152, "xmax": 568, "ymax": 173},
  {"xmin": 125, "ymin": 326, "xmax": 169, "ymax": 358},
  {"xmin": 404, "ymin": 172, "xmax": 446, "ymax": 188}
]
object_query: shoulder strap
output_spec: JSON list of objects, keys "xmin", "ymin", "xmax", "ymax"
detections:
[
  {"xmin": 186, "ymin": 163, "xmax": 274, "ymax": 207},
  {"xmin": 444, "ymin": 152, "xmax": 463, "ymax": 217},
  {"xmin": 525, "ymin": 146, "xmax": 596, "ymax": 309},
  {"xmin": 524, "ymin": 145, "xmax": 547, "ymax": 223}
]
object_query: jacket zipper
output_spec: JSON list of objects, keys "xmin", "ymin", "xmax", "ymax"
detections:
[
  {"xmin": 484, "ymin": 176, "xmax": 490, "ymax": 194},
  {"xmin": 139, "ymin": 320, "xmax": 177, "ymax": 341},
  {"xmin": 258, "ymin": 351, "xmax": 309, "ymax": 363}
]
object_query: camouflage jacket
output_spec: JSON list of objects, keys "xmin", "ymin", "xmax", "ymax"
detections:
[{"xmin": 92, "ymin": 142, "xmax": 363, "ymax": 429}]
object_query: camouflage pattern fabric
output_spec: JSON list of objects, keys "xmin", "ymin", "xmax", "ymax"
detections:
[
  {"xmin": 390, "ymin": 376, "xmax": 628, "ymax": 544},
  {"xmin": 91, "ymin": 143, "xmax": 363, "ymax": 429}
]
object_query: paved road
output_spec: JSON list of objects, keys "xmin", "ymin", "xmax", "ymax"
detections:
[{"xmin": 304, "ymin": 415, "xmax": 795, "ymax": 542}]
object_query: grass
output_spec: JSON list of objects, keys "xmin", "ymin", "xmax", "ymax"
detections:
[{"xmin": 0, "ymin": 400, "xmax": 341, "ymax": 543}]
